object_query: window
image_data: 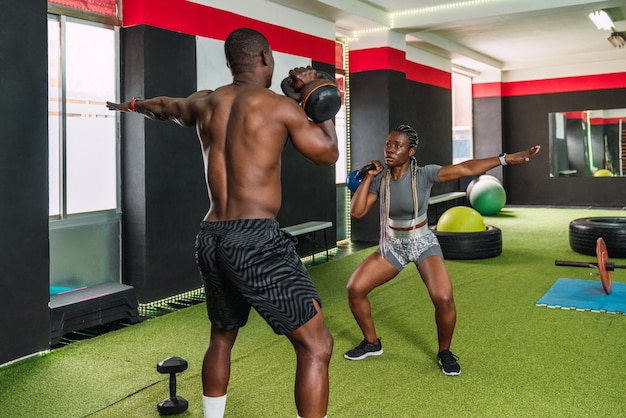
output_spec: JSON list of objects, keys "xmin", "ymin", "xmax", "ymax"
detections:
[
  {"xmin": 48, "ymin": 17, "xmax": 118, "ymax": 216},
  {"xmin": 48, "ymin": 14, "xmax": 121, "ymax": 292},
  {"xmin": 452, "ymin": 72, "xmax": 473, "ymax": 164}
]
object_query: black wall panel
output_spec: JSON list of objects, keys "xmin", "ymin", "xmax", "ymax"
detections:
[
  {"xmin": 496, "ymin": 88, "xmax": 626, "ymax": 207},
  {"xmin": 351, "ymin": 71, "xmax": 392, "ymax": 169},
  {"xmin": 405, "ymin": 79, "xmax": 456, "ymax": 196},
  {"xmin": 0, "ymin": 0, "xmax": 50, "ymax": 364},
  {"xmin": 350, "ymin": 71, "xmax": 391, "ymax": 242},
  {"xmin": 121, "ymin": 26, "xmax": 207, "ymax": 303}
]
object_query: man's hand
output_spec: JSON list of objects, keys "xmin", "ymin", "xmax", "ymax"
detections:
[
  {"xmin": 106, "ymin": 101, "xmax": 129, "ymax": 112},
  {"xmin": 287, "ymin": 66, "xmax": 318, "ymax": 92}
]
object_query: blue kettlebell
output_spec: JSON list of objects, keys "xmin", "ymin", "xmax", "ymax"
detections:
[{"xmin": 347, "ymin": 163, "xmax": 376, "ymax": 193}]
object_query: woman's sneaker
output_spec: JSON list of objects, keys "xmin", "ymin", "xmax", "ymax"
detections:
[
  {"xmin": 344, "ymin": 338, "xmax": 383, "ymax": 360},
  {"xmin": 437, "ymin": 349, "xmax": 461, "ymax": 376}
]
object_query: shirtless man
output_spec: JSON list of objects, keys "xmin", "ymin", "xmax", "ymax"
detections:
[{"xmin": 107, "ymin": 28, "xmax": 338, "ymax": 418}]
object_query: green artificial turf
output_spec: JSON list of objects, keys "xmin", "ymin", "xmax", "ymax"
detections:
[{"xmin": 1, "ymin": 207, "xmax": 625, "ymax": 417}]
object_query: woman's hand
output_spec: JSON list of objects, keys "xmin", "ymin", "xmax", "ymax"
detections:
[{"xmin": 504, "ymin": 145, "xmax": 541, "ymax": 165}]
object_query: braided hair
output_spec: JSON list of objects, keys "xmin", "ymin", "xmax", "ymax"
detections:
[
  {"xmin": 379, "ymin": 124, "xmax": 420, "ymax": 255},
  {"xmin": 393, "ymin": 124, "xmax": 419, "ymax": 153}
]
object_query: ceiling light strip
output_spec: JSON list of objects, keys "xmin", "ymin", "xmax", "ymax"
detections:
[
  {"xmin": 392, "ymin": 0, "xmax": 497, "ymax": 18},
  {"xmin": 588, "ymin": 10, "xmax": 614, "ymax": 31},
  {"xmin": 350, "ymin": 26, "xmax": 391, "ymax": 41}
]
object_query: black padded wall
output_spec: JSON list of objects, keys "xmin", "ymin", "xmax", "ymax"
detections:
[
  {"xmin": 0, "ymin": 0, "xmax": 50, "ymax": 364},
  {"xmin": 121, "ymin": 26, "xmax": 208, "ymax": 303},
  {"xmin": 488, "ymin": 88, "xmax": 626, "ymax": 207},
  {"xmin": 350, "ymin": 69, "xmax": 454, "ymax": 242},
  {"xmin": 405, "ymin": 79, "xmax": 455, "ymax": 194},
  {"xmin": 278, "ymin": 61, "xmax": 337, "ymax": 246},
  {"xmin": 350, "ymin": 70, "xmax": 392, "ymax": 242}
]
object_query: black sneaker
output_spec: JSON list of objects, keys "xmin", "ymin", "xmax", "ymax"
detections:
[
  {"xmin": 437, "ymin": 349, "xmax": 461, "ymax": 376},
  {"xmin": 344, "ymin": 338, "xmax": 383, "ymax": 360}
]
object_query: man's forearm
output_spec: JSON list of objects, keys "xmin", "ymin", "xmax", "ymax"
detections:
[{"xmin": 131, "ymin": 97, "xmax": 181, "ymax": 122}]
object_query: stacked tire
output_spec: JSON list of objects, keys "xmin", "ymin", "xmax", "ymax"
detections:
[
  {"xmin": 431, "ymin": 225, "xmax": 502, "ymax": 260},
  {"xmin": 569, "ymin": 217, "xmax": 626, "ymax": 258}
]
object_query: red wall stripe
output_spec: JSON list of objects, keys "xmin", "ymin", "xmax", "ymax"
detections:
[
  {"xmin": 564, "ymin": 111, "xmax": 586, "ymax": 121},
  {"xmin": 590, "ymin": 117, "xmax": 624, "ymax": 125},
  {"xmin": 121, "ymin": 0, "xmax": 334, "ymax": 64},
  {"xmin": 562, "ymin": 112, "xmax": 625, "ymax": 125},
  {"xmin": 474, "ymin": 72, "xmax": 626, "ymax": 98},
  {"xmin": 350, "ymin": 47, "xmax": 406, "ymax": 73},
  {"xmin": 473, "ymin": 82, "xmax": 502, "ymax": 98},
  {"xmin": 350, "ymin": 47, "xmax": 451, "ymax": 89},
  {"xmin": 406, "ymin": 61, "xmax": 450, "ymax": 89}
]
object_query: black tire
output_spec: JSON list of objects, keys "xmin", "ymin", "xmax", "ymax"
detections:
[
  {"xmin": 430, "ymin": 225, "xmax": 502, "ymax": 260},
  {"xmin": 569, "ymin": 217, "xmax": 626, "ymax": 258}
]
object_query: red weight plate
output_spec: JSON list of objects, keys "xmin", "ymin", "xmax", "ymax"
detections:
[{"xmin": 596, "ymin": 237, "xmax": 612, "ymax": 294}]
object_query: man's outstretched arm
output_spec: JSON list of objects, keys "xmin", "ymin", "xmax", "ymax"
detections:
[{"xmin": 106, "ymin": 90, "xmax": 213, "ymax": 127}]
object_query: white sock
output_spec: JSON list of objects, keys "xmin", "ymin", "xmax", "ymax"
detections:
[{"xmin": 203, "ymin": 395, "xmax": 227, "ymax": 418}]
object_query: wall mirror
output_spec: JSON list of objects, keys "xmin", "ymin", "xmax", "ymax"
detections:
[{"xmin": 549, "ymin": 108, "xmax": 625, "ymax": 177}]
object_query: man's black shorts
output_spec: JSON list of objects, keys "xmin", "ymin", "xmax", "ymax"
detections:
[{"xmin": 195, "ymin": 218, "xmax": 321, "ymax": 335}]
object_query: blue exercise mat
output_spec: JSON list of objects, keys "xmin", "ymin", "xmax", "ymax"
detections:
[{"xmin": 536, "ymin": 278, "xmax": 626, "ymax": 314}]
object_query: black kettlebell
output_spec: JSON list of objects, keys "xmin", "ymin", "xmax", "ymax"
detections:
[{"xmin": 281, "ymin": 71, "xmax": 341, "ymax": 122}]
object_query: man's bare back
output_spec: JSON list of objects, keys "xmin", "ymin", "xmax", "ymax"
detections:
[{"xmin": 201, "ymin": 84, "xmax": 298, "ymax": 222}]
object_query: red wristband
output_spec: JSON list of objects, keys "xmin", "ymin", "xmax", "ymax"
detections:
[{"xmin": 129, "ymin": 97, "xmax": 138, "ymax": 112}]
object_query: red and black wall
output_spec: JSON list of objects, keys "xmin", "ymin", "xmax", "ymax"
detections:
[{"xmin": 474, "ymin": 74, "xmax": 626, "ymax": 207}]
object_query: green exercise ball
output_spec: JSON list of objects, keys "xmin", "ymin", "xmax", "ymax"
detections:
[
  {"xmin": 593, "ymin": 169, "xmax": 613, "ymax": 177},
  {"xmin": 466, "ymin": 174, "xmax": 501, "ymax": 201},
  {"xmin": 469, "ymin": 179, "xmax": 506, "ymax": 215},
  {"xmin": 436, "ymin": 206, "xmax": 486, "ymax": 232}
]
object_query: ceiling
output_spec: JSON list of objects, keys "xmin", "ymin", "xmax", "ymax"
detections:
[{"xmin": 269, "ymin": 0, "xmax": 626, "ymax": 74}]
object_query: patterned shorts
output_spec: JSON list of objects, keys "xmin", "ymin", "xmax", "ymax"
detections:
[
  {"xmin": 195, "ymin": 218, "xmax": 321, "ymax": 335},
  {"xmin": 378, "ymin": 226, "xmax": 443, "ymax": 271}
]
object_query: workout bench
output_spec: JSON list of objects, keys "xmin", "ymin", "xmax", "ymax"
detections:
[{"xmin": 281, "ymin": 221, "xmax": 333, "ymax": 263}]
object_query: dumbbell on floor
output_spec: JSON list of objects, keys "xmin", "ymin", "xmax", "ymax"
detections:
[{"xmin": 157, "ymin": 356, "xmax": 188, "ymax": 415}]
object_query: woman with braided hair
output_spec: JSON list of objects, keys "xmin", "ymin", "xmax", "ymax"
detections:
[{"xmin": 344, "ymin": 124, "xmax": 540, "ymax": 375}]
